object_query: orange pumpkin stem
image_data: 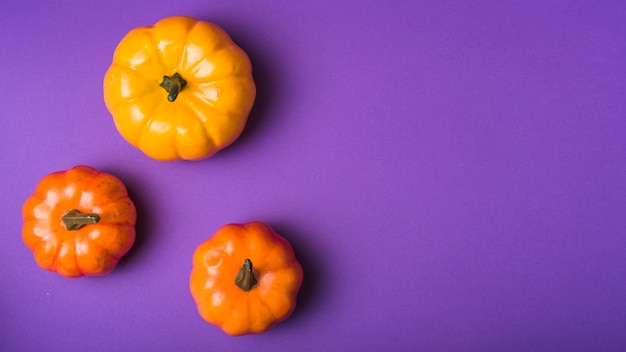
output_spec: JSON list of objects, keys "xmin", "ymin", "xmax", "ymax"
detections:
[
  {"xmin": 61, "ymin": 209, "xmax": 100, "ymax": 231},
  {"xmin": 234, "ymin": 258, "xmax": 258, "ymax": 292},
  {"xmin": 159, "ymin": 73, "xmax": 187, "ymax": 102}
]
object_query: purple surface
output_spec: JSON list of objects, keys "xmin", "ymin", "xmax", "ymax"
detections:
[{"xmin": 1, "ymin": 0, "xmax": 626, "ymax": 350}]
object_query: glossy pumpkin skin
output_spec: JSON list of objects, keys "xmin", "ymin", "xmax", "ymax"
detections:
[
  {"xmin": 22, "ymin": 166, "xmax": 136, "ymax": 278},
  {"xmin": 190, "ymin": 222, "xmax": 303, "ymax": 335},
  {"xmin": 103, "ymin": 16, "xmax": 256, "ymax": 161}
]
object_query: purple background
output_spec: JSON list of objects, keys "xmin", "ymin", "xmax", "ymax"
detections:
[{"xmin": 1, "ymin": 0, "xmax": 625, "ymax": 350}]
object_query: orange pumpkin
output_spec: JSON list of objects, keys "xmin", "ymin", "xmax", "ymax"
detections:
[
  {"xmin": 22, "ymin": 165, "xmax": 136, "ymax": 278},
  {"xmin": 103, "ymin": 16, "xmax": 256, "ymax": 161},
  {"xmin": 189, "ymin": 222, "xmax": 304, "ymax": 335}
]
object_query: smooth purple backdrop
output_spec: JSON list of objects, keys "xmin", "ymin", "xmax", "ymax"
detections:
[{"xmin": 1, "ymin": 1, "xmax": 625, "ymax": 351}]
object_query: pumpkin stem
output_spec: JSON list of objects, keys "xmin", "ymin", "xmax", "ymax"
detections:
[
  {"xmin": 234, "ymin": 258, "xmax": 258, "ymax": 292},
  {"xmin": 61, "ymin": 209, "xmax": 100, "ymax": 231},
  {"xmin": 159, "ymin": 73, "xmax": 187, "ymax": 102}
]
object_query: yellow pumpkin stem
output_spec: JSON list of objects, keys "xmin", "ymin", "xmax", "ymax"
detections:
[
  {"xmin": 61, "ymin": 209, "xmax": 100, "ymax": 231},
  {"xmin": 234, "ymin": 258, "xmax": 258, "ymax": 292},
  {"xmin": 159, "ymin": 73, "xmax": 187, "ymax": 102}
]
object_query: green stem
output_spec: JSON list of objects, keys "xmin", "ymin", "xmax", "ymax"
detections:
[
  {"xmin": 234, "ymin": 258, "xmax": 258, "ymax": 292},
  {"xmin": 61, "ymin": 209, "xmax": 100, "ymax": 231},
  {"xmin": 159, "ymin": 73, "xmax": 187, "ymax": 102}
]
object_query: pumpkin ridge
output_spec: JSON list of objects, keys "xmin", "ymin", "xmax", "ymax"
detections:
[
  {"xmin": 186, "ymin": 45, "xmax": 231, "ymax": 81},
  {"xmin": 85, "ymin": 231, "xmax": 115, "ymax": 260},
  {"xmin": 112, "ymin": 62, "xmax": 155, "ymax": 85},
  {"xmin": 92, "ymin": 205, "xmax": 135, "ymax": 229},
  {"xmin": 72, "ymin": 232, "xmax": 83, "ymax": 276},
  {"xmin": 111, "ymin": 26, "xmax": 163, "ymax": 72},
  {"xmin": 121, "ymin": 90, "xmax": 162, "ymax": 106},
  {"xmin": 181, "ymin": 23, "xmax": 230, "ymax": 79},
  {"xmin": 82, "ymin": 171, "xmax": 131, "ymax": 206},
  {"xmin": 215, "ymin": 290, "xmax": 239, "ymax": 328},
  {"xmin": 111, "ymin": 92, "xmax": 161, "ymax": 144},
  {"xmin": 170, "ymin": 115, "xmax": 183, "ymax": 160},
  {"xmin": 22, "ymin": 194, "xmax": 45, "ymax": 222},
  {"xmin": 105, "ymin": 66, "xmax": 160, "ymax": 112},
  {"xmin": 106, "ymin": 221, "xmax": 135, "ymax": 229},
  {"xmin": 28, "ymin": 190, "xmax": 47, "ymax": 205},
  {"xmin": 187, "ymin": 86, "xmax": 234, "ymax": 119},
  {"xmin": 22, "ymin": 220, "xmax": 46, "ymax": 250},
  {"xmin": 266, "ymin": 268, "xmax": 298, "ymax": 295},
  {"xmin": 134, "ymin": 99, "xmax": 166, "ymax": 148},
  {"xmin": 256, "ymin": 293, "xmax": 278, "ymax": 325},
  {"xmin": 76, "ymin": 232, "xmax": 118, "ymax": 274},
  {"xmin": 61, "ymin": 168, "xmax": 101, "ymax": 210},
  {"xmin": 146, "ymin": 27, "xmax": 170, "ymax": 74},
  {"xmin": 89, "ymin": 194, "xmax": 131, "ymax": 210},
  {"xmin": 48, "ymin": 230, "xmax": 63, "ymax": 272},
  {"xmin": 32, "ymin": 172, "xmax": 64, "ymax": 208},
  {"xmin": 176, "ymin": 19, "xmax": 197, "ymax": 75},
  {"xmin": 76, "ymin": 167, "xmax": 104, "ymax": 193},
  {"xmin": 178, "ymin": 98, "xmax": 218, "ymax": 149},
  {"xmin": 193, "ymin": 45, "xmax": 253, "ymax": 83},
  {"xmin": 246, "ymin": 293, "xmax": 252, "ymax": 333},
  {"xmin": 194, "ymin": 76, "xmax": 254, "ymax": 116}
]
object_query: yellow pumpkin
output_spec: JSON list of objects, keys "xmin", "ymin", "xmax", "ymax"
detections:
[{"xmin": 103, "ymin": 16, "xmax": 256, "ymax": 161}]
